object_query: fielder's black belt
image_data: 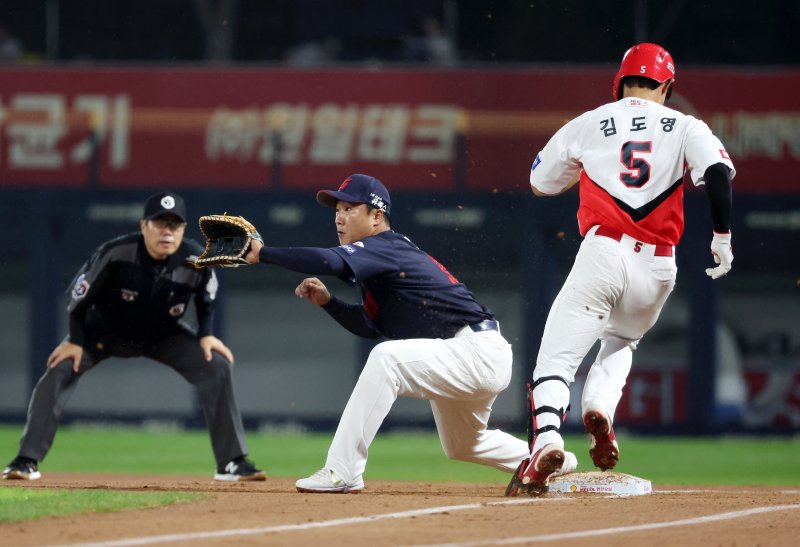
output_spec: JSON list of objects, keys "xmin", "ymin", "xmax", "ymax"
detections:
[{"xmin": 469, "ymin": 320, "xmax": 499, "ymax": 333}]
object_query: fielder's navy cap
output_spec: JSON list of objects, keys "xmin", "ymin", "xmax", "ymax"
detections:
[
  {"xmin": 142, "ymin": 192, "xmax": 187, "ymax": 223},
  {"xmin": 316, "ymin": 174, "xmax": 391, "ymax": 216}
]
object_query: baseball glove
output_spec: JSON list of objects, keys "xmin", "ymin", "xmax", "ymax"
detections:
[{"xmin": 188, "ymin": 214, "xmax": 262, "ymax": 268}]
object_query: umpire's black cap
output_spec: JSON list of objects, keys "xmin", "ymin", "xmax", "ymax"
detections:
[
  {"xmin": 142, "ymin": 192, "xmax": 187, "ymax": 223},
  {"xmin": 316, "ymin": 174, "xmax": 391, "ymax": 216}
]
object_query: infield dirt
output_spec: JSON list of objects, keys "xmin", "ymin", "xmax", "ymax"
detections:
[{"xmin": 2, "ymin": 473, "xmax": 799, "ymax": 546}]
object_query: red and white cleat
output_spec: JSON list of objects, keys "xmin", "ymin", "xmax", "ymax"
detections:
[
  {"xmin": 583, "ymin": 406, "xmax": 619, "ymax": 471},
  {"xmin": 504, "ymin": 444, "xmax": 565, "ymax": 497}
]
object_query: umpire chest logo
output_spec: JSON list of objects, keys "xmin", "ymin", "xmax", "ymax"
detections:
[
  {"xmin": 120, "ymin": 289, "xmax": 138, "ymax": 302},
  {"xmin": 169, "ymin": 303, "xmax": 186, "ymax": 317}
]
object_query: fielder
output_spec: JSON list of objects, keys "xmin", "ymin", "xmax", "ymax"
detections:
[
  {"xmin": 506, "ymin": 43, "xmax": 735, "ymax": 496},
  {"xmin": 241, "ymin": 174, "xmax": 577, "ymax": 493}
]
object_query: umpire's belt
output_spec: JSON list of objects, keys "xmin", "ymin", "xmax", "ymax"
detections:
[
  {"xmin": 593, "ymin": 225, "xmax": 673, "ymax": 257},
  {"xmin": 455, "ymin": 320, "xmax": 500, "ymax": 338}
]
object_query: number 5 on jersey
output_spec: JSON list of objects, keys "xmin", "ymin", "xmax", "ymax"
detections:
[{"xmin": 620, "ymin": 141, "xmax": 652, "ymax": 187}]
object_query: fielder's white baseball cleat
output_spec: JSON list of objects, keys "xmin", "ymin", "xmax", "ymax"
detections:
[
  {"xmin": 296, "ymin": 468, "xmax": 364, "ymax": 493},
  {"xmin": 583, "ymin": 406, "xmax": 619, "ymax": 471},
  {"xmin": 504, "ymin": 443, "xmax": 565, "ymax": 497}
]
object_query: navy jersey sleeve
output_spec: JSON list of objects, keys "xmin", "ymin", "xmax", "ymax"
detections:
[
  {"xmin": 259, "ymin": 246, "xmax": 350, "ymax": 277},
  {"xmin": 321, "ymin": 296, "xmax": 383, "ymax": 339}
]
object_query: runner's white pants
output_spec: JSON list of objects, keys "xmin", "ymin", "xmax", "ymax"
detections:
[
  {"xmin": 531, "ymin": 225, "xmax": 677, "ymax": 452},
  {"xmin": 325, "ymin": 327, "xmax": 530, "ymax": 484}
]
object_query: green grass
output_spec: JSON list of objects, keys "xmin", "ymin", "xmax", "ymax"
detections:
[
  {"xmin": 1, "ymin": 424, "xmax": 799, "ymax": 485},
  {"xmin": 612, "ymin": 436, "xmax": 800, "ymax": 485},
  {"xmin": 2, "ymin": 424, "xmax": 799, "ymax": 523},
  {"xmin": 0, "ymin": 488, "xmax": 204, "ymax": 523}
]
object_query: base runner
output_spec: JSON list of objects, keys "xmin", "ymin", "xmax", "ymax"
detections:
[{"xmin": 506, "ymin": 43, "xmax": 735, "ymax": 496}]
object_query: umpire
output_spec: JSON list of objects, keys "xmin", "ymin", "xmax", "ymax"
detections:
[{"xmin": 3, "ymin": 192, "xmax": 265, "ymax": 482}]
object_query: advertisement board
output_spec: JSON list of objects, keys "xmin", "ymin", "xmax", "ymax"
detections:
[{"xmin": 1, "ymin": 67, "xmax": 798, "ymax": 192}]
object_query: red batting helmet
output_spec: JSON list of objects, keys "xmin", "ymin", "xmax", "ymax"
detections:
[{"xmin": 612, "ymin": 42, "xmax": 676, "ymax": 101}]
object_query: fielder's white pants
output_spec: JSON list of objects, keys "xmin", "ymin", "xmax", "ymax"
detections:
[
  {"xmin": 532, "ymin": 225, "xmax": 677, "ymax": 451},
  {"xmin": 325, "ymin": 327, "xmax": 530, "ymax": 484}
]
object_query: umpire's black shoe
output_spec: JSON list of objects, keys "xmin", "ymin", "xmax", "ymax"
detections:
[
  {"xmin": 3, "ymin": 456, "xmax": 42, "ymax": 480},
  {"xmin": 214, "ymin": 456, "xmax": 266, "ymax": 482}
]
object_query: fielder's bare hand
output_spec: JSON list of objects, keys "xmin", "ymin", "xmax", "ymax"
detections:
[
  {"xmin": 47, "ymin": 341, "xmax": 84, "ymax": 373},
  {"xmin": 244, "ymin": 238, "xmax": 264, "ymax": 264},
  {"xmin": 295, "ymin": 277, "xmax": 331, "ymax": 306},
  {"xmin": 199, "ymin": 335, "xmax": 234, "ymax": 364}
]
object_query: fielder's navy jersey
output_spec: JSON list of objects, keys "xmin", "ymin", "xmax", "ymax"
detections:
[{"xmin": 331, "ymin": 231, "xmax": 493, "ymax": 340}]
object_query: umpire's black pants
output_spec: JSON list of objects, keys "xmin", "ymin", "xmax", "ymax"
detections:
[{"xmin": 17, "ymin": 332, "xmax": 249, "ymax": 467}]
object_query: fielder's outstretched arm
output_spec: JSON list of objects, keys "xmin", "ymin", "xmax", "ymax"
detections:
[{"xmin": 258, "ymin": 245, "xmax": 349, "ymax": 276}]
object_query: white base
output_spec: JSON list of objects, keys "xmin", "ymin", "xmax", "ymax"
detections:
[{"xmin": 548, "ymin": 471, "xmax": 652, "ymax": 496}]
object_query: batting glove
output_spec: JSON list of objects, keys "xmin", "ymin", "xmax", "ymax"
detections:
[{"xmin": 705, "ymin": 232, "xmax": 733, "ymax": 279}]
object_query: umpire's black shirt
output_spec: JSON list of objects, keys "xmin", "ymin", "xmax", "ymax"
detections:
[{"xmin": 66, "ymin": 232, "xmax": 217, "ymax": 351}]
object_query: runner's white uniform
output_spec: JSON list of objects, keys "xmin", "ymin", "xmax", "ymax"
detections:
[{"xmin": 528, "ymin": 96, "xmax": 735, "ymax": 452}]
